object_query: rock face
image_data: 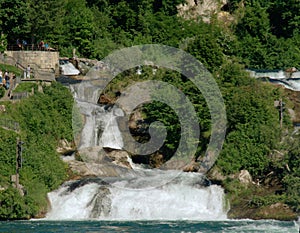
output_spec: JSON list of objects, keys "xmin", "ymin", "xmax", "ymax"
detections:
[
  {"xmin": 67, "ymin": 159, "xmax": 132, "ymax": 178},
  {"xmin": 177, "ymin": 0, "xmax": 228, "ymax": 22},
  {"xmin": 56, "ymin": 139, "xmax": 75, "ymax": 155},
  {"xmin": 105, "ymin": 150, "xmax": 132, "ymax": 168},
  {"xmin": 256, "ymin": 203, "xmax": 297, "ymax": 220},
  {"xmin": 66, "ymin": 146, "xmax": 133, "ymax": 178}
]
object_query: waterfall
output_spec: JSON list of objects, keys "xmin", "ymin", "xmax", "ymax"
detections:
[
  {"xmin": 46, "ymin": 172, "xmax": 228, "ymax": 220},
  {"xmin": 49, "ymin": 77, "xmax": 228, "ymax": 221}
]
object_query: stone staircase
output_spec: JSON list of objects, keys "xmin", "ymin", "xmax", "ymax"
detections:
[{"xmin": 0, "ymin": 53, "xmax": 57, "ymax": 100}]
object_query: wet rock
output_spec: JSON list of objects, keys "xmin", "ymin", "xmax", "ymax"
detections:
[
  {"xmin": 105, "ymin": 149, "xmax": 132, "ymax": 169},
  {"xmin": 67, "ymin": 159, "xmax": 132, "ymax": 178},
  {"xmin": 256, "ymin": 203, "xmax": 298, "ymax": 221},
  {"xmin": 66, "ymin": 177, "xmax": 109, "ymax": 193},
  {"xmin": 88, "ymin": 187, "xmax": 111, "ymax": 218}
]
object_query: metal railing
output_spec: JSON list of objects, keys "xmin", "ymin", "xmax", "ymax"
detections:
[
  {"xmin": 0, "ymin": 118, "xmax": 20, "ymax": 132},
  {"xmin": 11, "ymin": 92, "xmax": 29, "ymax": 100},
  {"xmin": 6, "ymin": 44, "xmax": 58, "ymax": 52},
  {"xmin": 0, "ymin": 53, "xmax": 55, "ymax": 81}
]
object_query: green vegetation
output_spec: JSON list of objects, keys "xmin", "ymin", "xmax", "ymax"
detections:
[
  {"xmin": 0, "ymin": 0, "xmax": 299, "ymax": 220},
  {"xmin": 0, "ymin": 87, "xmax": 4, "ymax": 98},
  {"xmin": 0, "ymin": 83, "xmax": 73, "ymax": 219},
  {"xmin": 0, "ymin": 0, "xmax": 298, "ymax": 70},
  {"xmin": 0, "ymin": 63, "xmax": 22, "ymax": 77},
  {"xmin": 13, "ymin": 83, "xmax": 37, "ymax": 93}
]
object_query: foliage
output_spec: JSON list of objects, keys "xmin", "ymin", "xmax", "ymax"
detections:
[
  {"xmin": 280, "ymin": 135, "xmax": 300, "ymax": 212},
  {"xmin": 13, "ymin": 83, "xmax": 37, "ymax": 93},
  {"xmin": 0, "ymin": 82, "xmax": 73, "ymax": 219},
  {"xmin": 217, "ymin": 82, "xmax": 282, "ymax": 177},
  {"xmin": 0, "ymin": 128, "xmax": 18, "ymax": 185},
  {"xmin": 0, "ymin": 0, "xmax": 299, "ymax": 69},
  {"xmin": 0, "ymin": 63, "xmax": 22, "ymax": 77},
  {"xmin": 0, "ymin": 33, "xmax": 7, "ymax": 53},
  {"xmin": 0, "ymin": 0, "xmax": 31, "ymax": 43},
  {"xmin": 0, "ymin": 187, "xmax": 31, "ymax": 220},
  {"xmin": 0, "ymin": 86, "xmax": 5, "ymax": 98},
  {"xmin": 269, "ymin": 0, "xmax": 300, "ymax": 37}
]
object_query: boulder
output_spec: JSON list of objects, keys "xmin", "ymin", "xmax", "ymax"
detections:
[
  {"xmin": 67, "ymin": 160, "xmax": 132, "ymax": 178},
  {"xmin": 0, "ymin": 105, "xmax": 6, "ymax": 112},
  {"xmin": 57, "ymin": 139, "xmax": 75, "ymax": 155},
  {"xmin": 238, "ymin": 169, "xmax": 253, "ymax": 185},
  {"xmin": 105, "ymin": 150, "xmax": 132, "ymax": 169}
]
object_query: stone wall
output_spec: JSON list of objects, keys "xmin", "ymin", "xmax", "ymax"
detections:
[{"xmin": 5, "ymin": 51, "xmax": 59, "ymax": 73}]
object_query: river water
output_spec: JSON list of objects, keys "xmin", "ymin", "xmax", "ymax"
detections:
[{"xmin": 0, "ymin": 220, "xmax": 298, "ymax": 233}]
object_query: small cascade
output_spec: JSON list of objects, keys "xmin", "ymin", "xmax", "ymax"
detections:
[
  {"xmin": 46, "ymin": 172, "xmax": 228, "ymax": 221},
  {"xmin": 59, "ymin": 60, "xmax": 80, "ymax": 76},
  {"xmin": 70, "ymin": 82, "xmax": 124, "ymax": 150},
  {"xmin": 247, "ymin": 69, "xmax": 300, "ymax": 91}
]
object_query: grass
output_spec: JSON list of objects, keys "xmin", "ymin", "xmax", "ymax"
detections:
[
  {"xmin": 0, "ymin": 63, "xmax": 22, "ymax": 77},
  {"xmin": 13, "ymin": 83, "xmax": 37, "ymax": 93}
]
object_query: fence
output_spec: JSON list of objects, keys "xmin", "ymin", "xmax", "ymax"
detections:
[
  {"xmin": 11, "ymin": 92, "xmax": 29, "ymax": 100},
  {"xmin": 0, "ymin": 53, "xmax": 55, "ymax": 81},
  {"xmin": 6, "ymin": 44, "xmax": 58, "ymax": 52},
  {"xmin": 0, "ymin": 118, "xmax": 20, "ymax": 132}
]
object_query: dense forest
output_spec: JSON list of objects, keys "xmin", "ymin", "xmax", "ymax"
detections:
[
  {"xmin": 0, "ymin": 0, "xmax": 299, "ymax": 69},
  {"xmin": 0, "ymin": 0, "xmax": 300, "ymax": 220}
]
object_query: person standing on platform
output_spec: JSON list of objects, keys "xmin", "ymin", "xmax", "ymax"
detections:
[
  {"xmin": 4, "ymin": 71, "xmax": 10, "ymax": 89},
  {"xmin": 26, "ymin": 65, "xmax": 31, "ymax": 79}
]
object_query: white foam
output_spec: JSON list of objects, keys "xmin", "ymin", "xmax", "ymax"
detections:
[{"xmin": 45, "ymin": 171, "xmax": 228, "ymax": 221}]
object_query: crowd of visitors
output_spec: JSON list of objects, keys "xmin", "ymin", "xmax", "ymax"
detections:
[{"xmin": 15, "ymin": 39, "xmax": 55, "ymax": 51}]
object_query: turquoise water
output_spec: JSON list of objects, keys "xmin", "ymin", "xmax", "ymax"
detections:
[{"xmin": 0, "ymin": 220, "xmax": 298, "ymax": 233}]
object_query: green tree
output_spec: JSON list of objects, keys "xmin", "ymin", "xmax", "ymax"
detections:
[
  {"xmin": 64, "ymin": 0, "xmax": 96, "ymax": 57},
  {"xmin": 0, "ymin": 0, "xmax": 31, "ymax": 43},
  {"xmin": 26, "ymin": 0, "xmax": 66, "ymax": 44},
  {"xmin": 217, "ymin": 82, "xmax": 282, "ymax": 177},
  {"xmin": 185, "ymin": 24, "xmax": 225, "ymax": 73},
  {"xmin": 269, "ymin": 0, "xmax": 300, "ymax": 37}
]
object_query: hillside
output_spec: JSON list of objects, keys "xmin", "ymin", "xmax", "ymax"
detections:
[{"xmin": 0, "ymin": 0, "xmax": 299, "ymax": 220}]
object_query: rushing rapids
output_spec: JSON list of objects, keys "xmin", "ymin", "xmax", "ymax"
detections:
[{"xmin": 46, "ymin": 171, "xmax": 227, "ymax": 220}]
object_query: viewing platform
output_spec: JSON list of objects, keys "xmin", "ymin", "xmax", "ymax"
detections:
[{"xmin": 2, "ymin": 44, "xmax": 59, "ymax": 79}]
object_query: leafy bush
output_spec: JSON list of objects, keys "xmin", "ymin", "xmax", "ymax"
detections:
[{"xmin": 0, "ymin": 82, "xmax": 73, "ymax": 219}]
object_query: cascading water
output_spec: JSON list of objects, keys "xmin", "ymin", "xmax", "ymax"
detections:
[
  {"xmin": 46, "ymin": 79, "xmax": 228, "ymax": 221},
  {"xmin": 46, "ymin": 171, "xmax": 228, "ymax": 220},
  {"xmin": 59, "ymin": 60, "xmax": 80, "ymax": 76},
  {"xmin": 70, "ymin": 82, "xmax": 124, "ymax": 150},
  {"xmin": 247, "ymin": 69, "xmax": 300, "ymax": 91}
]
